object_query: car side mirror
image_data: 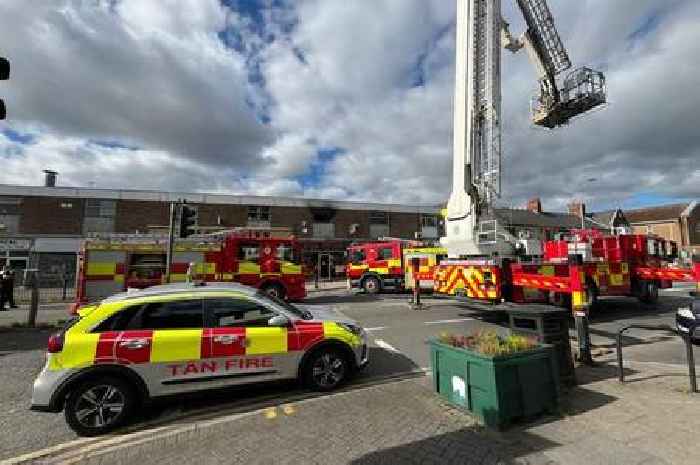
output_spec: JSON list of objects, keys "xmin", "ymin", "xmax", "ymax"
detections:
[{"xmin": 268, "ymin": 315, "xmax": 290, "ymax": 327}]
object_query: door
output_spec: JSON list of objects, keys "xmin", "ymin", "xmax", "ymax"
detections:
[
  {"xmin": 318, "ymin": 253, "xmax": 332, "ymax": 280},
  {"xmin": 117, "ymin": 299, "xmax": 206, "ymax": 396},
  {"xmin": 203, "ymin": 297, "xmax": 295, "ymax": 384}
]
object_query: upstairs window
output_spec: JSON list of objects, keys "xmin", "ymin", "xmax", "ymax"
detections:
[
  {"xmin": 248, "ymin": 206, "xmax": 271, "ymax": 222},
  {"xmin": 369, "ymin": 211, "xmax": 389, "ymax": 225},
  {"xmin": 85, "ymin": 199, "xmax": 116, "ymax": 218}
]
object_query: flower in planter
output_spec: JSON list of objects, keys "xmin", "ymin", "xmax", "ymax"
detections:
[{"xmin": 438, "ymin": 330, "xmax": 537, "ymax": 356}]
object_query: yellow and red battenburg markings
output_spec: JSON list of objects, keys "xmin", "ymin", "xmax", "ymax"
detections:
[{"xmin": 51, "ymin": 321, "xmax": 358, "ymax": 370}]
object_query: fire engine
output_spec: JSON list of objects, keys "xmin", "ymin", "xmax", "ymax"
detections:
[
  {"xmin": 436, "ymin": 229, "xmax": 700, "ymax": 309},
  {"xmin": 72, "ymin": 228, "xmax": 306, "ymax": 313},
  {"xmin": 435, "ymin": 0, "xmax": 700, "ymax": 310},
  {"xmin": 346, "ymin": 239, "xmax": 445, "ymax": 294}
]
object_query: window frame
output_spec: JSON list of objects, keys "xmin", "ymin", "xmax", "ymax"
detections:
[
  {"xmin": 85, "ymin": 199, "xmax": 117, "ymax": 218},
  {"xmin": 247, "ymin": 206, "xmax": 271, "ymax": 222},
  {"xmin": 379, "ymin": 248, "xmax": 394, "ymax": 260},
  {"xmin": 90, "ymin": 303, "xmax": 146, "ymax": 333},
  {"xmin": 129, "ymin": 299, "xmax": 205, "ymax": 330},
  {"xmin": 369, "ymin": 211, "xmax": 389, "ymax": 225},
  {"xmin": 238, "ymin": 242, "xmax": 261, "ymax": 261},
  {"xmin": 421, "ymin": 214, "xmax": 438, "ymax": 228},
  {"xmin": 203, "ymin": 297, "xmax": 277, "ymax": 328}
]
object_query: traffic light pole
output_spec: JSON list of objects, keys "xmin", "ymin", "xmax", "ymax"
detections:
[{"xmin": 165, "ymin": 202, "xmax": 177, "ymax": 284}]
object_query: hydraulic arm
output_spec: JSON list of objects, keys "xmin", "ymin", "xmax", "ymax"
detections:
[{"xmin": 441, "ymin": 0, "xmax": 607, "ymax": 259}]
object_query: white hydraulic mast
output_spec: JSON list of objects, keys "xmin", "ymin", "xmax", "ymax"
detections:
[
  {"xmin": 443, "ymin": 0, "xmax": 505, "ymax": 257},
  {"xmin": 441, "ymin": 0, "xmax": 606, "ymax": 259}
]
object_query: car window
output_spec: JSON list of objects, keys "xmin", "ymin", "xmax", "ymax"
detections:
[
  {"xmin": 135, "ymin": 300, "xmax": 204, "ymax": 330},
  {"xmin": 205, "ymin": 298, "xmax": 274, "ymax": 328},
  {"xmin": 379, "ymin": 248, "xmax": 393, "ymax": 260},
  {"xmin": 91, "ymin": 304, "xmax": 144, "ymax": 332}
]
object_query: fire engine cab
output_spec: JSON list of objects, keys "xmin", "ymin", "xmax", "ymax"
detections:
[
  {"xmin": 72, "ymin": 228, "xmax": 306, "ymax": 313},
  {"xmin": 346, "ymin": 240, "xmax": 445, "ymax": 294}
]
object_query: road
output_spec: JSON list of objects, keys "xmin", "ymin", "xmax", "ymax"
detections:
[{"xmin": 0, "ymin": 287, "xmax": 695, "ymax": 462}]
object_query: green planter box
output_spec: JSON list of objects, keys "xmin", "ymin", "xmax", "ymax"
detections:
[{"xmin": 429, "ymin": 339, "xmax": 559, "ymax": 430}]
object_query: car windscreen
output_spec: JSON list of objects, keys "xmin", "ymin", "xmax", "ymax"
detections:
[{"xmin": 255, "ymin": 290, "xmax": 311, "ymax": 320}]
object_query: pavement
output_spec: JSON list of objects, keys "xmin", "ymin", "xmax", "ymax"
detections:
[
  {"xmin": 0, "ymin": 303, "xmax": 71, "ymax": 329},
  {"xmin": 0, "ymin": 288, "xmax": 698, "ymax": 464}
]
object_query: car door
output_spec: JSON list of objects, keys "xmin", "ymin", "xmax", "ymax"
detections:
[
  {"xmin": 202, "ymin": 297, "xmax": 296, "ymax": 385},
  {"xmin": 121, "ymin": 299, "xmax": 207, "ymax": 397}
]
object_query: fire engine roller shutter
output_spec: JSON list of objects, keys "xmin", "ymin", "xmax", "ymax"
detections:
[
  {"xmin": 85, "ymin": 250, "xmax": 127, "ymax": 300},
  {"xmin": 170, "ymin": 251, "xmax": 216, "ymax": 281}
]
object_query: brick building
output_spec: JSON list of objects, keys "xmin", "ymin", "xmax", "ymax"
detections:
[
  {"xmin": 625, "ymin": 202, "xmax": 700, "ymax": 258},
  {"xmin": 0, "ymin": 183, "xmax": 441, "ymax": 279}
]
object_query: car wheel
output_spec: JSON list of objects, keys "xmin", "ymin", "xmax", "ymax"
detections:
[
  {"xmin": 262, "ymin": 283, "xmax": 286, "ymax": 300},
  {"xmin": 639, "ymin": 281, "xmax": 659, "ymax": 304},
  {"xmin": 362, "ymin": 276, "xmax": 381, "ymax": 295},
  {"xmin": 64, "ymin": 376, "xmax": 136, "ymax": 437},
  {"xmin": 303, "ymin": 348, "xmax": 349, "ymax": 392}
]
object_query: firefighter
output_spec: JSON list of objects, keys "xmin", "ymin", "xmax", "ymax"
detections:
[{"xmin": 0, "ymin": 267, "xmax": 17, "ymax": 310}]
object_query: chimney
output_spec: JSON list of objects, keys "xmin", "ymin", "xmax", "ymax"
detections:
[
  {"xmin": 43, "ymin": 170, "xmax": 58, "ymax": 187},
  {"xmin": 527, "ymin": 197, "xmax": 542, "ymax": 214},
  {"xmin": 568, "ymin": 201, "xmax": 586, "ymax": 218}
]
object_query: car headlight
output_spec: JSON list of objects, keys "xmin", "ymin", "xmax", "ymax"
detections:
[
  {"xmin": 677, "ymin": 307, "xmax": 695, "ymax": 320},
  {"xmin": 338, "ymin": 323, "xmax": 364, "ymax": 336}
]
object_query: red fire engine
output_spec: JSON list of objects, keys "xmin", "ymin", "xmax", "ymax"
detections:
[
  {"xmin": 435, "ymin": 230, "xmax": 700, "ymax": 310},
  {"xmin": 72, "ymin": 228, "xmax": 306, "ymax": 313},
  {"xmin": 346, "ymin": 239, "xmax": 445, "ymax": 294}
]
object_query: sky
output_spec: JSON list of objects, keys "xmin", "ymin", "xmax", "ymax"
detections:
[{"xmin": 0, "ymin": 0, "xmax": 698, "ymax": 212}]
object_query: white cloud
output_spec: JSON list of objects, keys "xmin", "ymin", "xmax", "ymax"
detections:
[{"xmin": 0, "ymin": 0, "xmax": 697, "ymax": 211}]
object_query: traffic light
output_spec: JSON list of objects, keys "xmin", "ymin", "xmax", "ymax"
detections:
[
  {"xmin": 0, "ymin": 57, "xmax": 9, "ymax": 120},
  {"xmin": 179, "ymin": 202, "xmax": 198, "ymax": 238}
]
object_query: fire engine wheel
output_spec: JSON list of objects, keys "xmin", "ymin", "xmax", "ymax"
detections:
[
  {"xmin": 262, "ymin": 283, "xmax": 286, "ymax": 300},
  {"xmin": 362, "ymin": 276, "xmax": 381, "ymax": 295},
  {"xmin": 585, "ymin": 283, "xmax": 599, "ymax": 313},
  {"xmin": 64, "ymin": 376, "xmax": 136, "ymax": 437},
  {"xmin": 639, "ymin": 280, "xmax": 659, "ymax": 304},
  {"xmin": 549, "ymin": 291, "xmax": 571, "ymax": 309}
]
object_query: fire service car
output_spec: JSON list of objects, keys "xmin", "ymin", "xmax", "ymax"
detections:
[{"xmin": 31, "ymin": 283, "xmax": 368, "ymax": 436}]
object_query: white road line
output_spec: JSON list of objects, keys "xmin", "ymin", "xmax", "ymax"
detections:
[
  {"xmin": 424, "ymin": 318, "xmax": 475, "ymax": 325},
  {"xmin": 365, "ymin": 326, "xmax": 387, "ymax": 332},
  {"xmin": 374, "ymin": 339, "xmax": 401, "ymax": 354}
]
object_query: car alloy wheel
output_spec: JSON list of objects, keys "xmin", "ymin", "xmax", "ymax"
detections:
[
  {"xmin": 74, "ymin": 385, "xmax": 125, "ymax": 429},
  {"xmin": 311, "ymin": 352, "xmax": 346, "ymax": 389}
]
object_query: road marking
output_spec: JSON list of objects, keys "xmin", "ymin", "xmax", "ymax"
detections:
[
  {"xmin": 374, "ymin": 339, "xmax": 401, "ymax": 354},
  {"xmin": 365, "ymin": 326, "xmax": 387, "ymax": 332},
  {"xmin": 424, "ymin": 318, "xmax": 475, "ymax": 325}
]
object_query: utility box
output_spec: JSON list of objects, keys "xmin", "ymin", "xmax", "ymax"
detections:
[{"xmin": 506, "ymin": 306, "xmax": 575, "ymax": 386}]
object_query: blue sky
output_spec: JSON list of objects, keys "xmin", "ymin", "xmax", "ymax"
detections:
[{"xmin": 0, "ymin": 0, "xmax": 697, "ymax": 212}]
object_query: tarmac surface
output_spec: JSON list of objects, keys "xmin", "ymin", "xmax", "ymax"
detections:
[{"xmin": 0, "ymin": 286, "xmax": 696, "ymax": 464}]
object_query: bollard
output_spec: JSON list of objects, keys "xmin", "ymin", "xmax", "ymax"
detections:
[
  {"xmin": 569, "ymin": 254, "xmax": 593, "ymax": 365},
  {"xmin": 26, "ymin": 271, "xmax": 39, "ymax": 328},
  {"xmin": 684, "ymin": 334, "xmax": 697, "ymax": 393}
]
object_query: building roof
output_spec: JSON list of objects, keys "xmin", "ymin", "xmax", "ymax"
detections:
[
  {"xmin": 625, "ymin": 203, "xmax": 692, "ymax": 224},
  {"xmin": 0, "ymin": 184, "xmax": 439, "ymax": 215},
  {"xmin": 493, "ymin": 208, "xmax": 586, "ymax": 229}
]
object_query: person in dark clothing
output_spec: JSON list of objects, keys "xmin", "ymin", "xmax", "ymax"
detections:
[{"xmin": 0, "ymin": 267, "xmax": 17, "ymax": 310}]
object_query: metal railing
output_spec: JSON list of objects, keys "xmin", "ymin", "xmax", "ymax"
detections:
[{"xmin": 616, "ymin": 324, "xmax": 696, "ymax": 393}]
